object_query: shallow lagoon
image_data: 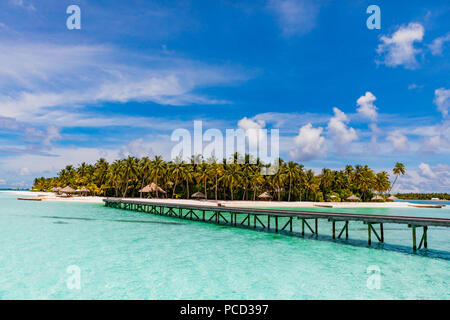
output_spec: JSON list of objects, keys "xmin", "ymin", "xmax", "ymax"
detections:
[{"xmin": 0, "ymin": 192, "xmax": 448, "ymax": 299}]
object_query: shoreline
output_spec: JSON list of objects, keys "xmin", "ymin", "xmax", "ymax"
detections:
[{"xmin": 4, "ymin": 190, "xmax": 445, "ymax": 209}]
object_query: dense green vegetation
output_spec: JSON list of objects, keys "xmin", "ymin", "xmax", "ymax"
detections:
[
  {"xmin": 395, "ymin": 193, "xmax": 450, "ymax": 200},
  {"xmin": 32, "ymin": 155, "xmax": 400, "ymax": 202}
]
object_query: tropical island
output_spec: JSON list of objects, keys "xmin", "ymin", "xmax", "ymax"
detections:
[{"xmin": 32, "ymin": 155, "xmax": 407, "ymax": 202}]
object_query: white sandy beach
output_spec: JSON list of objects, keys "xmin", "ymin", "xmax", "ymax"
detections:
[{"xmin": 3, "ymin": 190, "xmax": 442, "ymax": 209}]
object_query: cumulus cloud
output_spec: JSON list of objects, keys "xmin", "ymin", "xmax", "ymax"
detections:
[
  {"xmin": 327, "ymin": 107, "xmax": 357, "ymax": 149},
  {"xmin": 290, "ymin": 123, "xmax": 326, "ymax": 161},
  {"xmin": 376, "ymin": 23, "xmax": 424, "ymax": 69},
  {"xmin": 420, "ymin": 134, "xmax": 450, "ymax": 153},
  {"xmin": 268, "ymin": 0, "xmax": 320, "ymax": 36},
  {"xmin": 429, "ymin": 33, "xmax": 450, "ymax": 55},
  {"xmin": 356, "ymin": 92, "xmax": 378, "ymax": 121},
  {"xmin": 237, "ymin": 117, "xmax": 265, "ymax": 131},
  {"xmin": 386, "ymin": 130, "xmax": 409, "ymax": 152},
  {"xmin": 434, "ymin": 88, "xmax": 450, "ymax": 117},
  {"xmin": 19, "ymin": 167, "xmax": 30, "ymax": 176},
  {"xmin": 394, "ymin": 164, "xmax": 450, "ymax": 193},
  {"xmin": 418, "ymin": 162, "xmax": 437, "ymax": 179},
  {"xmin": 119, "ymin": 138, "xmax": 156, "ymax": 159},
  {"xmin": 237, "ymin": 116, "xmax": 267, "ymax": 153},
  {"xmin": 0, "ymin": 179, "xmax": 6, "ymax": 185}
]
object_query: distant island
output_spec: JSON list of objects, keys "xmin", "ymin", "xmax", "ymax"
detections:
[
  {"xmin": 395, "ymin": 193, "xmax": 450, "ymax": 201},
  {"xmin": 31, "ymin": 155, "xmax": 408, "ymax": 202}
]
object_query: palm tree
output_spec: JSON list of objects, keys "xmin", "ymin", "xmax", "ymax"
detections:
[
  {"xmin": 150, "ymin": 156, "xmax": 166, "ymax": 198},
  {"xmin": 221, "ymin": 164, "xmax": 241, "ymax": 200},
  {"xmin": 93, "ymin": 158, "xmax": 109, "ymax": 196},
  {"xmin": 207, "ymin": 159, "xmax": 223, "ymax": 200},
  {"xmin": 375, "ymin": 171, "xmax": 390, "ymax": 194},
  {"xmin": 354, "ymin": 165, "xmax": 375, "ymax": 201},
  {"xmin": 137, "ymin": 157, "xmax": 151, "ymax": 198},
  {"xmin": 196, "ymin": 162, "xmax": 210, "ymax": 199},
  {"xmin": 390, "ymin": 162, "xmax": 406, "ymax": 192},
  {"xmin": 284, "ymin": 161, "xmax": 299, "ymax": 202},
  {"xmin": 180, "ymin": 163, "xmax": 194, "ymax": 199},
  {"xmin": 303, "ymin": 169, "xmax": 315, "ymax": 201},
  {"xmin": 121, "ymin": 156, "xmax": 138, "ymax": 198},
  {"xmin": 170, "ymin": 160, "xmax": 182, "ymax": 199},
  {"xmin": 107, "ymin": 160, "xmax": 122, "ymax": 197}
]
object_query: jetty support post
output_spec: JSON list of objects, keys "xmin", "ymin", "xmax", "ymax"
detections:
[
  {"xmin": 300, "ymin": 218, "xmax": 315, "ymax": 236},
  {"xmin": 337, "ymin": 221, "xmax": 349, "ymax": 240},
  {"xmin": 409, "ymin": 225, "xmax": 428, "ymax": 251},
  {"xmin": 364, "ymin": 222, "xmax": 384, "ymax": 246}
]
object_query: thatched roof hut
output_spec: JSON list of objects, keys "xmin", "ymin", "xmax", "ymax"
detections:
[
  {"xmin": 191, "ymin": 191, "xmax": 206, "ymax": 199},
  {"xmin": 139, "ymin": 183, "xmax": 166, "ymax": 194},
  {"xmin": 387, "ymin": 195, "xmax": 398, "ymax": 201},
  {"xmin": 51, "ymin": 187, "xmax": 61, "ymax": 192},
  {"xmin": 258, "ymin": 191, "xmax": 272, "ymax": 199},
  {"xmin": 371, "ymin": 195, "xmax": 384, "ymax": 201},
  {"xmin": 347, "ymin": 195, "xmax": 360, "ymax": 201},
  {"xmin": 60, "ymin": 186, "xmax": 75, "ymax": 193}
]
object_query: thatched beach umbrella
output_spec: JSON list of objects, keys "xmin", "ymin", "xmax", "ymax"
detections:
[
  {"xmin": 258, "ymin": 192, "xmax": 272, "ymax": 200},
  {"xmin": 387, "ymin": 195, "xmax": 398, "ymax": 201},
  {"xmin": 371, "ymin": 195, "xmax": 384, "ymax": 201},
  {"xmin": 51, "ymin": 187, "xmax": 61, "ymax": 193},
  {"xmin": 60, "ymin": 186, "xmax": 75, "ymax": 193},
  {"xmin": 191, "ymin": 191, "xmax": 206, "ymax": 199},
  {"xmin": 139, "ymin": 183, "xmax": 166, "ymax": 198},
  {"xmin": 347, "ymin": 195, "xmax": 360, "ymax": 201},
  {"xmin": 76, "ymin": 187, "xmax": 91, "ymax": 196}
]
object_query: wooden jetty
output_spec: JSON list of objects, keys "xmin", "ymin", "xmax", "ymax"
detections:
[{"xmin": 104, "ymin": 199, "xmax": 450, "ymax": 252}]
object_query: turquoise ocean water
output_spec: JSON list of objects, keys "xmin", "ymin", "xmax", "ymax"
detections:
[{"xmin": 0, "ymin": 191, "xmax": 449, "ymax": 299}]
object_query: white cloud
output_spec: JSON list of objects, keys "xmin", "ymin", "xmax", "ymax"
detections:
[
  {"xmin": 394, "ymin": 164, "xmax": 450, "ymax": 193},
  {"xmin": 0, "ymin": 42, "xmax": 244, "ymax": 121},
  {"xmin": 356, "ymin": 91, "xmax": 378, "ymax": 121},
  {"xmin": 376, "ymin": 23, "xmax": 424, "ymax": 69},
  {"xmin": 434, "ymin": 88, "xmax": 450, "ymax": 117},
  {"xmin": 19, "ymin": 167, "xmax": 30, "ymax": 176},
  {"xmin": 408, "ymin": 83, "xmax": 423, "ymax": 90},
  {"xmin": 418, "ymin": 162, "xmax": 436, "ymax": 179},
  {"xmin": 429, "ymin": 32, "xmax": 450, "ymax": 55},
  {"xmin": 268, "ymin": 0, "xmax": 320, "ymax": 36},
  {"xmin": 23, "ymin": 125, "xmax": 62, "ymax": 147},
  {"xmin": 237, "ymin": 117, "xmax": 265, "ymax": 130},
  {"xmin": 386, "ymin": 130, "xmax": 408, "ymax": 152},
  {"xmin": 119, "ymin": 138, "xmax": 156, "ymax": 159},
  {"xmin": 11, "ymin": 0, "xmax": 35, "ymax": 11},
  {"xmin": 290, "ymin": 123, "xmax": 326, "ymax": 161},
  {"xmin": 0, "ymin": 179, "xmax": 6, "ymax": 185},
  {"xmin": 327, "ymin": 107, "xmax": 357, "ymax": 148},
  {"xmin": 420, "ymin": 134, "xmax": 450, "ymax": 153},
  {"xmin": 238, "ymin": 116, "xmax": 267, "ymax": 151}
]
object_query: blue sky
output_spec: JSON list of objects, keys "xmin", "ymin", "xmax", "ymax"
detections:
[{"xmin": 0, "ymin": 0, "xmax": 449, "ymax": 192}]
